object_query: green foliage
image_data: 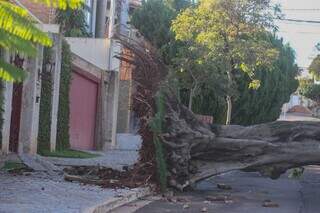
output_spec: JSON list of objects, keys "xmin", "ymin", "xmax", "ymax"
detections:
[
  {"xmin": 181, "ymin": 86, "xmax": 228, "ymax": 123},
  {"xmin": 165, "ymin": 0, "xmax": 192, "ymax": 11},
  {"xmin": 131, "ymin": 0, "xmax": 223, "ymax": 110},
  {"xmin": 173, "ymin": 43, "xmax": 228, "ymax": 110},
  {"xmin": 55, "ymin": 4, "xmax": 91, "ymax": 37},
  {"xmin": 0, "ymin": 0, "xmax": 82, "ymax": 82},
  {"xmin": 131, "ymin": 0, "xmax": 175, "ymax": 59},
  {"xmin": 56, "ymin": 40, "xmax": 72, "ymax": 151},
  {"xmin": 131, "ymin": 0, "xmax": 174, "ymax": 48},
  {"xmin": 232, "ymin": 37, "xmax": 299, "ymax": 125},
  {"xmin": 149, "ymin": 91, "xmax": 168, "ymax": 192},
  {"xmin": 188, "ymin": 36, "xmax": 299, "ymax": 125},
  {"xmin": 309, "ymin": 55, "xmax": 320, "ymax": 80},
  {"xmin": 39, "ymin": 149, "xmax": 99, "ymax": 159},
  {"xmin": 0, "ymin": 79, "xmax": 3, "ymax": 146},
  {"xmin": 29, "ymin": 0, "xmax": 84, "ymax": 10},
  {"xmin": 1, "ymin": 161, "xmax": 26, "ymax": 171},
  {"xmin": 299, "ymin": 82, "xmax": 320, "ymax": 103},
  {"xmin": 288, "ymin": 167, "xmax": 304, "ymax": 179},
  {"xmin": 38, "ymin": 47, "xmax": 53, "ymax": 153},
  {"xmin": 131, "ymin": 0, "xmax": 192, "ymax": 64},
  {"xmin": 172, "ymin": 0, "xmax": 278, "ymax": 89},
  {"xmin": 172, "ymin": 0, "xmax": 280, "ymax": 124}
]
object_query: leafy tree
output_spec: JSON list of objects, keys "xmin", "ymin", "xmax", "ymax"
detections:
[
  {"xmin": 131, "ymin": 0, "xmax": 175, "ymax": 50},
  {"xmin": 0, "ymin": 0, "xmax": 82, "ymax": 82},
  {"xmin": 298, "ymin": 78, "xmax": 313, "ymax": 95},
  {"xmin": 188, "ymin": 36, "xmax": 298, "ymax": 125},
  {"xmin": 130, "ymin": 0, "xmax": 192, "ymax": 64},
  {"xmin": 173, "ymin": 44, "xmax": 227, "ymax": 110},
  {"xmin": 299, "ymin": 81, "xmax": 320, "ymax": 104},
  {"xmin": 172, "ymin": 0, "xmax": 279, "ymax": 124},
  {"xmin": 131, "ymin": 0, "xmax": 223, "ymax": 110},
  {"xmin": 309, "ymin": 55, "xmax": 320, "ymax": 80},
  {"xmin": 232, "ymin": 37, "xmax": 299, "ymax": 125},
  {"xmin": 56, "ymin": 4, "xmax": 90, "ymax": 37},
  {"xmin": 181, "ymin": 83, "xmax": 228, "ymax": 123}
]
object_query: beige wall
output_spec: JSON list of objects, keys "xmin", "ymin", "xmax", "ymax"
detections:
[
  {"xmin": 117, "ymin": 80, "xmax": 131, "ymax": 133},
  {"xmin": 65, "ymin": 37, "xmax": 111, "ymax": 71}
]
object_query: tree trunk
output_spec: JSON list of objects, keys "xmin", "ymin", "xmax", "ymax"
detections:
[
  {"xmin": 161, "ymin": 93, "xmax": 320, "ymax": 190},
  {"xmin": 225, "ymin": 95, "xmax": 232, "ymax": 125},
  {"xmin": 225, "ymin": 66, "xmax": 233, "ymax": 125},
  {"xmin": 188, "ymin": 87, "xmax": 194, "ymax": 111}
]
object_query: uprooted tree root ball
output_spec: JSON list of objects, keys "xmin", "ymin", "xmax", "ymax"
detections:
[{"xmin": 115, "ymin": 35, "xmax": 320, "ymax": 191}]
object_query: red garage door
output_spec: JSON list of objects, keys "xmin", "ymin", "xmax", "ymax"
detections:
[{"xmin": 69, "ymin": 71, "xmax": 98, "ymax": 150}]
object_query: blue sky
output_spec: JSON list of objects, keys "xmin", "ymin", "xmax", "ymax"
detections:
[{"xmin": 272, "ymin": 0, "xmax": 320, "ymax": 68}]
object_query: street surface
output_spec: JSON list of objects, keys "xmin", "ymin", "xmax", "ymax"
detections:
[
  {"xmin": 116, "ymin": 167, "xmax": 320, "ymax": 213},
  {"xmin": 114, "ymin": 113, "xmax": 320, "ymax": 213}
]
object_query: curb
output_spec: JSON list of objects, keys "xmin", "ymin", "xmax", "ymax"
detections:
[{"xmin": 83, "ymin": 187, "xmax": 152, "ymax": 213}]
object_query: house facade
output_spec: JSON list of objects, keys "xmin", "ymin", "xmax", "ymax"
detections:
[{"xmin": 0, "ymin": 0, "xmax": 133, "ymax": 155}]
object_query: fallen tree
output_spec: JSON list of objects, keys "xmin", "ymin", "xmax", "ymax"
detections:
[
  {"xmin": 116, "ymin": 35, "xmax": 320, "ymax": 191},
  {"xmin": 162, "ymin": 93, "xmax": 320, "ymax": 190}
]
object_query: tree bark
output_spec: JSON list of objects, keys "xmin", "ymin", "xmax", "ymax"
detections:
[
  {"xmin": 225, "ymin": 95, "xmax": 232, "ymax": 125},
  {"xmin": 188, "ymin": 87, "xmax": 195, "ymax": 111},
  {"xmin": 225, "ymin": 63, "xmax": 234, "ymax": 125},
  {"xmin": 161, "ymin": 93, "xmax": 320, "ymax": 190}
]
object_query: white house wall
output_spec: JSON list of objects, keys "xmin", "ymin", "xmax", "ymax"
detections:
[{"xmin": 65, "ymin": 37, "xmax": 111, "ymax": 71}]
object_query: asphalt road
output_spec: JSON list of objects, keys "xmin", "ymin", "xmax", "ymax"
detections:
[
  {"xmin": 114, "ymin": 113, "xmax": 320, "ymax": 213},
  {"xmin": 115, "ymin": 166, "xmax": 320, "ymax": 213}
]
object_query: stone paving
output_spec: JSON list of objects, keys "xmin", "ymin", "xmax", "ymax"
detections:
[
  {"xmin": 0, "ymin": 171, "xmax": 140, "ymax": 213},
  {"xmin": 0, "ymin": 134, "xmax": 144, "ymax": 213}
]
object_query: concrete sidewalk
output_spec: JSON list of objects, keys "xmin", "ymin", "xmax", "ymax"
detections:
[
  {"xmin": 42, "ymin": 149, "xmax": 139, "ymax": 171},
  {"xmin": 0, "ymin": 134, "xmax": 148, "ymax": 213},
  {"xmin": 41, "ymin": 134, "xmax": 142, "ymax": 170},
  {"xmin": 0, "ymin": 170, "xmax": 150, "ymax": 213}
]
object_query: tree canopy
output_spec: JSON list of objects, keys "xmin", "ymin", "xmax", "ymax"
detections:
[
  {"xmin": 187, "ymin": 36, "xmax": 299, "ymax": 125},
  {"xmin": 232, "ymin": 37, "xmax": 299, "ymax": 125},
  {"xmin": 309, "ymin": 54, "xmax": 320, "ymax": 80},
  {"xmin": 172, "ymin": 0, "xmax": 279, "ymax": 124},
  {"xmin": 55, "ymin": 4, "xmax": 90, "ymax": 37},
  {"xmin": 299, "ymin": 80, "xmax": 320, "ymax": 104}
]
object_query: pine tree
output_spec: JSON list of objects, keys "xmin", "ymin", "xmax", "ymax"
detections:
[{"xmin": 0, "ymin": 0, "xmax": 82, "ymax": 82}]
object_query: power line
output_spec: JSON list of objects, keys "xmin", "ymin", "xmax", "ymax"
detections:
[
  {"xmin": 282, "ymin": 8, "xmax": 320, "ymax": 11},
  {"xmin": 278, "ymin": 31, "xmax": 320, "ymax": 35},
  {"xmin": 276, "ymin": 18, "xmax": 320, "ymax": 24},
  {"xmin": 276, "ymin": 21, "xmax": 320, "ymax": 27}
]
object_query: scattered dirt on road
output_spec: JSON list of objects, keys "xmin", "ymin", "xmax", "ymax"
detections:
[
  {"xmin": 63, "ymin": 165, "xmax": 153, "ymax": 189},
  {"xmin": 262, "ymin": 199, "xmax": 279, "ymax": 208}
]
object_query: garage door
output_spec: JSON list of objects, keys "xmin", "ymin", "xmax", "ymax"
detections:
[{"xmin": 69, "ymin": 71, "xmax": 98, "ymax": 150}]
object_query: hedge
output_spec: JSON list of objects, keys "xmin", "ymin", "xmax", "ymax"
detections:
[{"xmin": 38, "ymin": 40, "xmax": 72, "ymax": 153}]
